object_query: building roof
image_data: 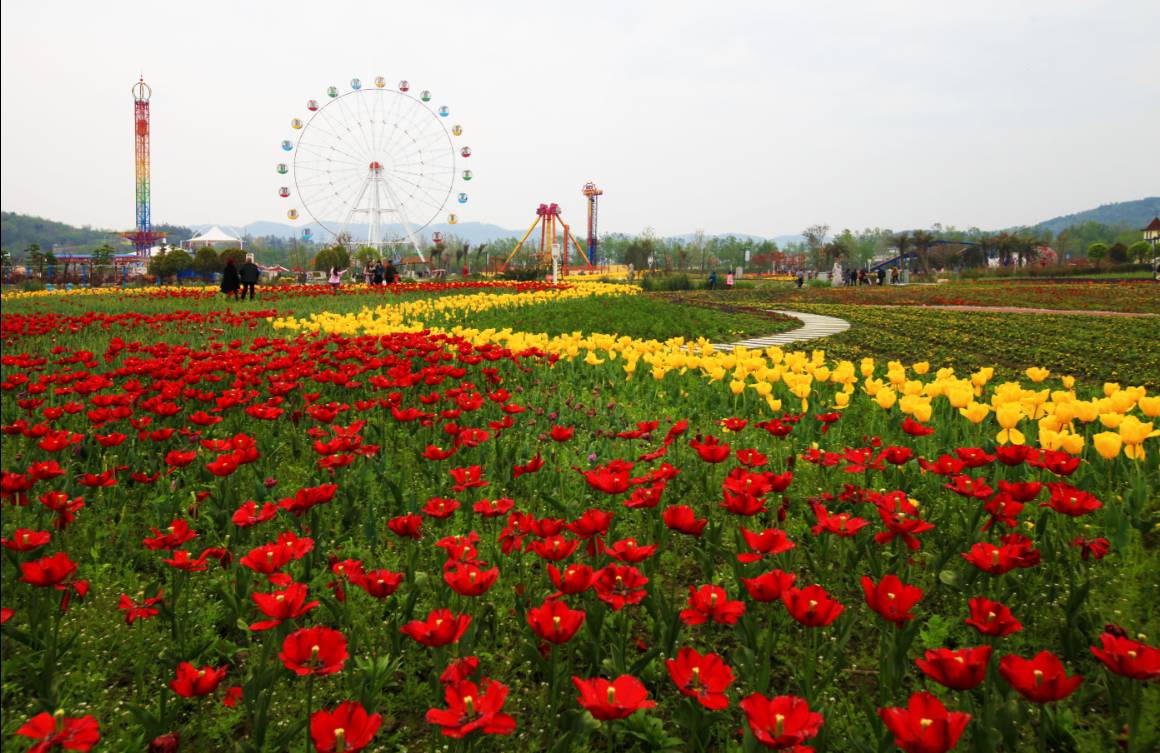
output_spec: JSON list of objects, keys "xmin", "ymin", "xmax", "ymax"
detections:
[
  {"xmin": 1144, "ymin": 217, "xmax": 1160, "ymax": 232},
  {"xmin": 188, "ymin": 226, "xmax": 241, "ymax": 244}
]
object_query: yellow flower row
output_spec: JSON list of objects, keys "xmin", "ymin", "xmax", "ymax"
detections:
[
  {"xmin": 271, "ymin": 282, "xmax": 637, "ymax": 335},
  {"xmin": 0, "ymin": 284, "xmax": 194, "ymax": 302},
  {"xmin": 273, "ymin": 290, "xmax": 1157, "ymax": 462}
]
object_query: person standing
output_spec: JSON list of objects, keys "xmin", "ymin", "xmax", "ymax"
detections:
[
  {"xmin": 708, "ymin": 270, "xmax": 717, "ymax": 290},
  {"xmin": 725, "ymin": 271, "xmax": 735, "ymax": 290},
  {"xmin": 384, "ymin": 260, "xmax": 397, "ymax": 284},
  {"xmin": 328, "ymin": 266, "xmax": 346, "ymax": 290},
  {"xmin": 221, "ymin": 258, "xmax": 240, "ymax": 300},
  {"xmin": 372, "ymin": 261, "xmax": 384, "ymax": 286},
  {"xmin": 239, "ymin": 255, "xmax": 260, "ymax": 300}
]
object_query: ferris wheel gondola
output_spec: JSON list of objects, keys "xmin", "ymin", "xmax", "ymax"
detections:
[{"xmin": 277, "ymin": 75, "xmax": 471, "ymax": 260}]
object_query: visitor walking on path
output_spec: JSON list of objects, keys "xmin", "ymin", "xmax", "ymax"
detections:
[
  {"xmin": 239, "ymin": 255, "xmax": 260, "ymax": 300},
  {"xmin": 220, "ymin": 258, "xmax": 240, "ymax": 300}
]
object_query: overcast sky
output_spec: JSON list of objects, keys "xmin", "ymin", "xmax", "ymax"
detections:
[{"xmin": 2, "ymin": 0, "xmax": 1157, "ymax": 238}]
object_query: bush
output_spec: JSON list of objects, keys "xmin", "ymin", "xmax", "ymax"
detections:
[
  {"xmin": 640, "ymin": 273, "xmax": 694, "ymax": 292},
  {"xmin": 20, "ymin": 279, "xmax": 45, "ymax": 292},
  {"xmin": 500, "ymin": 267, "xmax": 546, "ymax": 282}
]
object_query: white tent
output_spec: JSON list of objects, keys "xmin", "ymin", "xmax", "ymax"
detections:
[{"xmin": 187, "ymin": 226, "xmax": 243, "ymax": 249}]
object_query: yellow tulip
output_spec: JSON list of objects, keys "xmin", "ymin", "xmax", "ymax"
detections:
[
  {"xmin": 1061, "ymin": 375, "xmax": 1075, "ymax": 389},
  {"xmin": 912, "ymin": 361, "xmax": 930, "ymax": 375},
  {"xmin": 764, "ymin": 396, "xmax": 782, "ymax": 412},
  {"xmin": 1060, "ymin": 431, "xmax": 1084, "ymax": 455},
  {"xmin": 875, "ymin": 389, "xmax": 898, "ymax": 410},
  {"xmin": 1118, "ymin": 416, "xmax": 1155, "ymax": 446},
  {"xmin": 860, "ymin": 358, "xmax": 876, "ymax": 377},
  {"xmin": 1139, "ymin": 396, "xmax": 1160, "ymax": 417},
  {"xmin": 947, "ymin": 387, "xmax": 973, "ymax": 409},
  {"xmin": 752, "ymin": 381, "xmax": 773, "ymax": 397},
  {"xmin": 1103, "ymin": 382, "xmax": 1121, "ymax": 397},
  {"xmin": 1092, "ymin": 431, "xmax": 1122, "ymax": 460},
  {"xmin": 1025, "ymin": 367, "xmax": 1050, "ymax": 383},
  {"xmin": 959, "ymin": 402, "xmax": 990, "ymax": 424},
  {"xmin": 834, "ymin": 391, "xmax": 850, "ymax": 408},
  {"xmin": 996, "ymin": 403, "xmax": 1023, "ymax": 430},
  {"xmin": 1099, "ymin": 413, "xmax": 1124, "ymax": 430},
  {"xmin": 729, "ymin": 379, "xmax": 747, "ymax": 396}
]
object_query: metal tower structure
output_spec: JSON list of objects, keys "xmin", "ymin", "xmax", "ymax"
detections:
[
  {"xmin": 497, "ymin": 203, "xmax": 595, "ymax": 275},
  {"xmin": 582, "ymin": 181, "xmax": 603, "ymax": 266},
  {"xmin": 124, "ymin": 77, "xmax": 164, "ymax": 255}
]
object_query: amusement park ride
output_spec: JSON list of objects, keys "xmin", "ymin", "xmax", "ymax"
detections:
[
  {"xmin": 497, "ymin": 183, "xmax": 604, "ymax": 276},
  {"xmin": 123, "ymin": 78, "xmax": 165, "ymax": 256},
  {"xmin": 277, "ymin": 76, "xmax": 470, "ymax": 261}
]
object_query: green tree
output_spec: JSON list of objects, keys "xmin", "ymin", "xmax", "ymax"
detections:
[
  {"xmin": 193, "ymin": 247, "xmax": 222, "ymax": 278},
  {"xmin": 90, "ymin": 243, "xmax": 116, "ymax": 284},
  {"xmin": 1107, "ymin": 242, "xmax": 1129, "ymax": 264},
  {"xmin": 910, "ymin": 230, "xmax": 935, "ymax": 276},
  {"xmin": 892, "ymin": 232, "xmax": 911, "ymax": 273},
  {"xmin": 1127, "ymin": 240, "xmax": 1151, "ymax": 263},
  {"xmin": 313, "ymin": 246, "xmax": 350, "ymax": 273},
  {"xmin": 165, "ymin": 249, "xmax": 194, "ymax": 282},
  {"xmin": 147, "ymin": 250, "xmax": 167, "ymax": 279},
  {"xmin": 1086, "ymin": 242, "xmax": 1108, "ymax": 268},
  {"xmin": 219, "ymin": 247, "xmax": 247, "ymax": 267}
]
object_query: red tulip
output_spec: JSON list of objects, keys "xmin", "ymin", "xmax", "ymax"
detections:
[
  {"xmin": 592, "ymin": 565, "xmax": 649, "ymax": 611},
  {"xmin": 680, "ymin": 584, "xmax": 746, "ymax": 626},
  {"xmin": 1090, "ymin": 631, "xmax": 1160, "ymax": 681},
  {"xmin": 251, "ymin": 581, "xmax": 319, "ymax": 631},
  {"xmin": 1071, "ymin": 536, "xmax": 1111, "ymax": 560},
  {"xmin": 1041, "ymin": 483, "xmax": 1102, "ymax": 517},
  {"xmin": 549, "ymin": 425, "xmax": 575, "ymax": 441},
  {"xmin": 573, "ymin": 675, "xmax": 656, "ymax": 720},
  {"xmin": 401, "ymin": 608, "xmax": 471, "ymax": 647},
  {"xmin": 527, "ymin": 598, "xmax": 586, "ymax": 644},
  {"xmin": 280, "ymin": 626, "xmax": 349, "ymax": 676},
  {"xmin": 739, "ymin": 693, "xmax": 824, "ymax": 750},
  {"xmin": 118, "ymin": 592, "xmax": 164, "ymax": 625},
  {"xmin": 603, "ymin": 537, "xmax": 658, "ymax": 563},
  {"xmin": 426, "ymin": 678, "xmax": 517, "ymax": 738},
  {"xmin": 472, "ymin": 497, "xmax": 514, "ymax": 517},
  {"xmin": 861, "ymin": 574, "xmax": 924, "ymax": 625},
  {"xmin": 527, "ymin": 535, "xmax": 581, "ymax": 562},
  {"xmin": 689, "ymin": 435, "xmax": 731, "ymax": 463},
  {"xmin": 170, "ymin": 662, "xmax": 226, "ymax": 697},
  {"xmin": 666, "ymin": 648, "xmax": 734, "ymax": 710},
  {"xmin": 741, "ymin": 569, "xmax": 797, "ymax": 602},
  {"xmin": 354, "ymin": 568, "xmax": 404, "ymax": 599},
  {"xmin": 232, "ymin": 500, "xmax": 278, "ymax": 528},
  {"xmin": 810, "ymin": 501, "xmax": 869, "ymax": 537},
  {"xmin": 963, "ymin": 597, "xmax": 1022, "ymax": 637},
  {"xmin": 879, "ymin": 691, "xmax": 970, "ymax": 753},
  {"xmin": 20, "ymin": 552, "xmax": 77, "ymax": 588},
  {"xmin": 738, "ymin": 527, "xmax": 795, "ymax": 562},
  {"xmin": 310, "ymin": 701, "xmax": 381, "ymax": 752},
  {"xmin": 1, "ymin": 528, "xmax": 51, "ymax": 552},
  {"xmin": 15, "ymin": 711, "xmax": 101, "ymax": 752},
  {"xmin": 873, "ymin": 492, "xmax": 935, "ymax": 550},
  {"xmin": 387, "ymin": 513, "xmax": 423, "ymax": 540},
  {"xmin": 443, "ymin": 561, "xmax": 499, "ymax": 597},
  {"xmin": 548, "ymin": 563, "xmax": 594, "ymax": 596},
  {"xmin": 901, "ymin": 417, "xmax": 935, "ymax": 436},
  {"xmin": 999, "ymin": 651, "xmax": 1082, "ymax": 703},
  {"xmin": 915, "ymin": 646, "xmax": 992, "ymax": 690},
  {"xmin": 781, "ymin": 584, "xmax": 844, "ymax": 627},
  {"xmin": 422, "ymin": 496, "xmax": 460, "ymax": 519},
  {"xmin": 580, "ymin": 460, "xmax": 637, "ymax": 495},
  {"xmin": 961, "ymin": 534, "xmax": 1040, "ymax": 575},
  {"xmin": 566, "ymin": 509, "xmax": 613, "ymax": 539},
  {"xmin": 662, "ymin": 504, "xmax": 708, "ymax": 537},
  {"xmin": 143, "ymin": 519, "xmax": 198, "ymax": 551}
]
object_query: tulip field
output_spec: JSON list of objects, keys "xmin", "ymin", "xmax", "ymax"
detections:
[{"xmin": 1, "ymin": 280, "xmax": 1157, "ymax": 753}]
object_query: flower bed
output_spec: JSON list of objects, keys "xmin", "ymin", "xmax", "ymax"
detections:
[{"xmin": 1, "ymin": 290, "xmax": 1157, "ymax": 752}]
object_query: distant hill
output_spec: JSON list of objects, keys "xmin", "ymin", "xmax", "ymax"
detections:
[
  {"xmin": 206, "ymin": 220, "xmax": 526, "ymax": 246},
  {"xmin": 1, "ymin": 212, "xmax": 194, "ymax": 253},
  {"xmin": 1030, "ymin": 197, "xmax": 1160, "ymax": 235}
]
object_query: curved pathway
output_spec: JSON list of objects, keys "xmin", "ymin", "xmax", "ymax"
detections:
[{"xmin": 714, "ymin": 309, "xmax": 850, "ymax": 352}]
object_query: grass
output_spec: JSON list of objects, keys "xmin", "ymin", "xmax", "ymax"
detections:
[
  {"xmin": 665, "ymin": 297, "xmax": 1159, "ymax": 388},
  {"xmin": 462, "ymin": 295, "xmax": 797, "ymax": 342},
  {"xmin": 666, "ymin": 279, "xmax": 1160, "ymax": 314}
]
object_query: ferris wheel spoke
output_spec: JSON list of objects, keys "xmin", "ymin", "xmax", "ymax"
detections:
[
  {"xmin": 296, "ymin": 138, "xmax": 368, "ymax": 168},
  {"xmin": 333, "ymin": 92, "xmax": 379, "ymax": 161},
  {"xmin": 383, "ymin": 173, "xmax": 449, "ymax": 217}
]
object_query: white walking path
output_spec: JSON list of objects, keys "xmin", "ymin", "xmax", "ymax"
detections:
[{"xmin": 713, "ymin": 309, "xmax": 850, "ymax": 352}]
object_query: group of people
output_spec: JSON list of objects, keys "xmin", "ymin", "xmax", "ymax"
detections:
[
  {"xmin": 839, "ymin": 267, "xmax": 900, "ymax": 286},
  {"xmin": 220, "ymin": 256, "xmax": 261, "ymax": 300},
  {"xmin": 362, "ymin": 260, "xmax": 399, "ymax": 286}
]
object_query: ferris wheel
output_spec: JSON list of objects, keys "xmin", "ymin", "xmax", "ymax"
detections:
[{"xmin": 276, "ymin": 76, "xmax": 472, "ymax": 259}]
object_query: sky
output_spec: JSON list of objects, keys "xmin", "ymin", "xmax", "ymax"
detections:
[{"xmin": 2, "ymin": 0, "xmax": 1157, "ymax": 239}]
